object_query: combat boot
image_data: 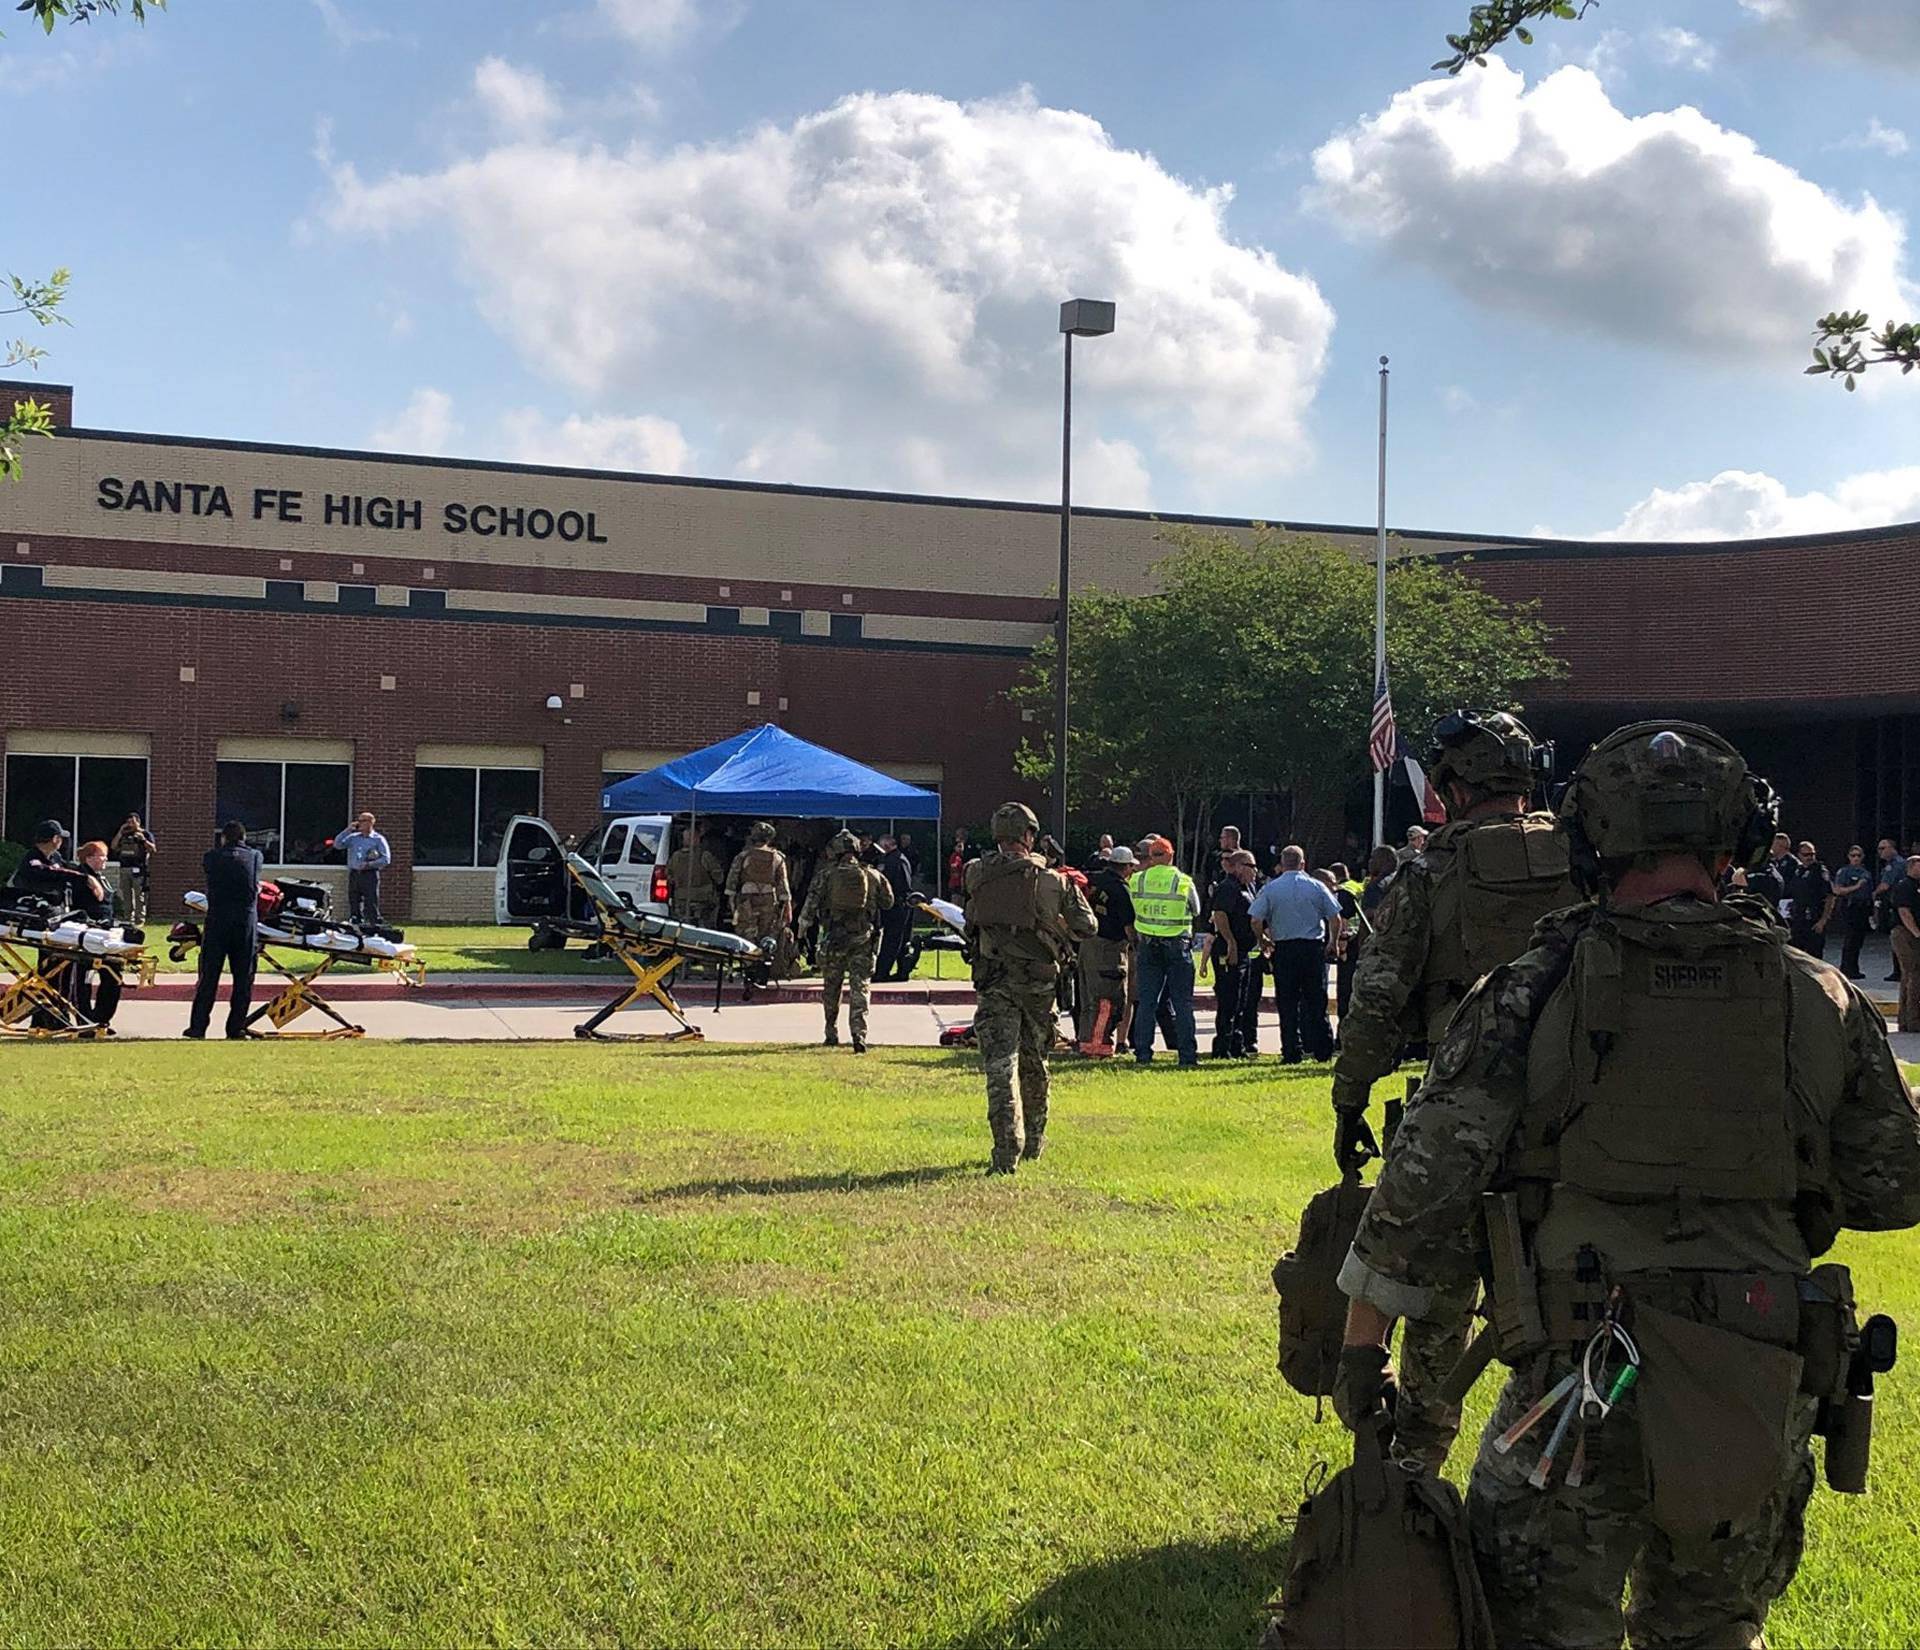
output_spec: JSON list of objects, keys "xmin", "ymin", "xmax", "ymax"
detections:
[
  {"xmin": 987, "ymin": 1160, "xmax": 1017, "ymax": 1176},
  {"xmin": 1021, "ymin": 1133, "xmax": 1044, "ymax": 1161},
  {"xmin": 823, "ymin": 1029, "xmax": 840, "ymax": 1047},
  {"xmin": 852, "ymin": 1038, "xmax": 867, "ymax": 1054}
]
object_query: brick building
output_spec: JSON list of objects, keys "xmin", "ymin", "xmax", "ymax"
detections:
[{"xmin": 1, "ymin": 380, "xmax": 1911, "ymax": 917}]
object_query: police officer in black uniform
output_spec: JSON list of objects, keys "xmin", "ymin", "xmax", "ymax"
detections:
[{"xmin": 184, "ymin": 819, "xmax": 263, "ymax": 1040}]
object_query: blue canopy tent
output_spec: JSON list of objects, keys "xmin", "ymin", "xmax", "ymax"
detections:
[{"xmin": 600, "ymin": 725, "xmax": 940, "ymax": 821}]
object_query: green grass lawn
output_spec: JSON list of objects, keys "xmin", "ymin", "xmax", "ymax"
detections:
[{"xmin": 2, "ymin": 1047, "xmax": 1917, "ymax": 1647}]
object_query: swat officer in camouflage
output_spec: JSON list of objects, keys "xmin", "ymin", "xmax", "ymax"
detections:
[
  {"xmin": 796, "ymin": 829, "xmax": 893, "ymax": 1053},
  {"xmin": 666, "ymin": 822, "xmax": 726, "ymax": 927},
  {"xmin": 1329, "ymin": 709, "xmax": 1578, "ymax": 1469},
  {"xmin": 726, "ymin": 822, "xmax": 792, "ymax": 991},
  {"xmin": 1333, "ymin": 721, "xmax": 1920, "ymax": 1648},
  {"xmin": 964, "ymin": 801, "xmax": 1096, "ymax": 1174}
]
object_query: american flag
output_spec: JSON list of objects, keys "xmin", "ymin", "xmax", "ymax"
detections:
[{"xmin": 1368, "ymin": 665, "xmax": 1397, "ymax": 773}]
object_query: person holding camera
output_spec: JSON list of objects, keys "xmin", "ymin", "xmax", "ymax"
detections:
[{"xmin": 110, "ymin": 814, "xmax": 157, "ymax": 925}]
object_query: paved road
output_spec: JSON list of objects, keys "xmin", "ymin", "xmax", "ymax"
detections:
[{"xmin": 101, "ymin": 988, "xmax": 1291, "ymax": 1049}]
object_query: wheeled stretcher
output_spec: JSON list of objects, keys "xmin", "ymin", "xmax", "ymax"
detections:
[
  {"xmin": 0, "ymin": 897, "xmax": 153, "ymax": 1040},
  {"xmin": 545, "ymin": 853, "xmax": 772, "ymax": 1042},
  {"xmin": 170, "ymin": 879, "xmax": 425, "ymax": 1040}
]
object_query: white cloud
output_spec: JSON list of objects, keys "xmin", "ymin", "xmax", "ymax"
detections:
[
  {"xmin": 371, "ymin": 390, "xmax": 693, "ymax": 476},
  {"xmin": 1649, "ymin": 25, "xmax": 1715, "ymax": 71},
  {"xmin": 497, "ymin": 407, "xmax": 691, "ymax": 474},
  {"xmin": 1834, "ymin": 117, "xmax": 1911, "ymax": 158},
  {"xmin": 370, "ymin": 388, "xmax": 460, "ymax": 456},
  {"xmin": 1592, "ymin": 464, "xmax": 1920, "ymax": 540},
  {"xmin": 596, "ymin": 0, "xmax": 729, "ymax": 52},
  {"xmin": 1738, "ymin": 0, "xmax": 1920, "ymax": 70},
  {"xmin": 324, "ymin": 88, "xmax": 1334, "ymax": 507},
  {"xmin": 473, "ymin": 58, "xmax": 559, "ymax": 137},
  {"xmin": 1310, "ymin": 60, "xmax": 1910, "ymax": 361},
  {"xmin": 310, "ymin": 0, "xmax": 387, "ymax": 48},
  {"xmin": 1439, "ymin": 384, "xmax": 1479, "ymax": 415}
]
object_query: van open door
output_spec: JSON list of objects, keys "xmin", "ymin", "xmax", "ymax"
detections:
[{"xmin": 496, "ymin": 815, "xmax": 569, "ymax": 925}]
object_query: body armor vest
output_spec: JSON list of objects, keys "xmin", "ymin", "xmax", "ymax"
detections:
[
  {"xmin": 1421, "ymin": 814, "xmax": 1573, "ymax": 1042},
  {"xmin": 968, "ymin": 854, "xmax": 1041, "ymax": 930},
  {"xmin": 1557, "ymin": 911, "xmax": 1797, "ymax": 1205},
  {"xmin": 827, "ymin": 860, "xmax": 871, "ymax": 916},
  {"xmin": 1512, "ymin": 904, "xmax": 1842, "ymax": 1279},
  {"xmin": 737, "ymin": 845, "xmax": 780, "ymax": 894}
]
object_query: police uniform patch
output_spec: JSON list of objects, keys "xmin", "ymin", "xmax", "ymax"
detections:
[
  {"xmin": 1648, "ymin": 959, "xmax": 1729, "ymax": 998},
  {"xmin": 1429, "ymin": 1002, "xmax": 1479, "ymax": 1083}
]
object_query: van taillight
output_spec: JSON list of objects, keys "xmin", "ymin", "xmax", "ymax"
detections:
[{"xmin": 652, "ymin": 866, "xmax": 670, "ymax": 904}]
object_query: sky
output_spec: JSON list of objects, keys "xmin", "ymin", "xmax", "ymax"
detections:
[{"xmin": 6, "ymin": 0, "xmax": 1920, "ymax": 542}]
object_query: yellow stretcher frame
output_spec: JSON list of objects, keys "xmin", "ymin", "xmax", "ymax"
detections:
[
  {"xmin": 568, "ymin": 862, "xmax": 708, "ymax": 1043},
  {"xmin": 0, "ymin": 934, "xmax": 155, "ymax": 1041},
  {"xmin": 169, "ymin": 929, "xmax": 426, "ymax": 1040}
]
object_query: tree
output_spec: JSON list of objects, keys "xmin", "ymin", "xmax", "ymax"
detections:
[
  {"xmin": 1433, "ymin": 2, "xmax": 1918, "ymax": 384},
  {"xmin": 3, "ymin": 0, "xmax": 163, "ymax": 479},
  {"xmin": 1433, "ymin": 1, "xmax": 1595, "ymax": 75},
  {"xmin": 1010, "ymin": 528, "xmax": 1564, "ymax": 865}
]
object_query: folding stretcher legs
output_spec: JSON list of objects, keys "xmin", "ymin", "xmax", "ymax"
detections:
[
  {"xmin": 574, "ymin": 936, "xmax": 704, "ymax": 1042},
  {"xmin": 0, "ymin": 939, "xmax": 105, "ymax": 1039}
]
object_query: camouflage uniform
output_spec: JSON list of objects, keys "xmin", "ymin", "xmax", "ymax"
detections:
[
  {"xmin": 796, "ymin": 833, "xmax": 893, "ymax": 1049},
  {"xmin": 666, "ymin": 839, "xmax": 725, "ymax": 927},
  {"xmin": 965, "ymin": 805, "xmax": 1096, "ymax": 1173},
  {"xmin": 1331, "ymin": 806, "xmax": 1576, "ymax": 1466},
  {"xmin": 726, "ymin": 825, "xmax": 791, "ymax": 984},
  {"xmin": 1339, "ymin": 723, "xmax": 1920, "ymax": 1647}
]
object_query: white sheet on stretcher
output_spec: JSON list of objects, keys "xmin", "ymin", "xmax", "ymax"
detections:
[
  {"xmin": 0, "ymin": 915, "xmax": 144, "ymax": 955},
  {"xmin": 183, "ymin": 893, "xmax": 417, "ymax": 961}
]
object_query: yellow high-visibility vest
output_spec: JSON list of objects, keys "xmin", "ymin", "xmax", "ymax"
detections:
[{"xmin": 1132, "ymin": 862, "xmax": 1195, "ymax": 937}]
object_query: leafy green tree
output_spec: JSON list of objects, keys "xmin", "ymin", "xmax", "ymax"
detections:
[
  {"xmin": 3, "ymin": 0, "xmax": 163, "ymax": 479},
  {"xmin": 1011, "ymin": 528, "xmax": 1564, "ymax": 864},
  {"xmin": 1433, "ymin": 0, "xmax": 1594, "ymax": 74},
  {"xmin": 1435, "ymin": 2, "xmax": 1918, "ymax": 384}
]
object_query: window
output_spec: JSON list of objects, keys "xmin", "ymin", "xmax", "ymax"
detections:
[
  {"xmin": 213, "ymin": 760, "xmax": 352, "ymax": 866},
  {"xmin": 413, "ymin": 766, "xmax": 542, "ymax": 867},
  {"xmin": 4, "ymin": 753, "xmax": 148, "ymax": 848}
]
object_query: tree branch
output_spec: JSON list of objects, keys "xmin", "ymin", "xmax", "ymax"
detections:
[{"xmin": 1433, "ymin": 1, "xmax": 1594, "ymax": 74}]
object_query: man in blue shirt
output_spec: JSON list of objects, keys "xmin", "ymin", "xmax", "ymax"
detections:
[
  {"xmin": 1249, "ymin": 844, "xmax": 1340, "ymax": 1063},
  {"xmin": 335, "ymin": 810, "xmax": 393, "ymax": 927}
]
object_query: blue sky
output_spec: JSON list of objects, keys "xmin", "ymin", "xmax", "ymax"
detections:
[{"xmin": 7, "ymin": 0, "xmax": 1919, "ymax": 541}]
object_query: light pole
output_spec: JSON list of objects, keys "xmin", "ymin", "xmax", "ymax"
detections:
[{"xmin": 1054, "ymin": 297, "xmax": 1116, "ymax": 849}]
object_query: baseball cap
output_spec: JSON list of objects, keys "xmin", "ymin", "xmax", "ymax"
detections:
[
  {"xmin": 33, "ymin": 818, "xmax": 66, "ymax": 843},
  {"xmin": 1106, "ymin": 845, "xmax": 1138, "ymax": 865}
]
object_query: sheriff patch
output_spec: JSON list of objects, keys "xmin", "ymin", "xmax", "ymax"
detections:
[{"xmin": 1648, "ymin": 959, "xmax": 1729, "ymax": 998}]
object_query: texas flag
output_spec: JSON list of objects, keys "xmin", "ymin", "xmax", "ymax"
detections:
[{"xmin": 1397, "ymin": 739, "xmax": 1447, "ymax": 825}]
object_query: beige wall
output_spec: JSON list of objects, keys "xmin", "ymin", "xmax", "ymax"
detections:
[
  {"xmin": 410, "ymin": 868, "xmax": 495, "ymax": 924},
  {"xmin": 1, "ymin": 431, "xmax": 1506, "ymax": 601}
]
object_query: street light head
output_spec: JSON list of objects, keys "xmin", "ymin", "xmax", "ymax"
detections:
[{"xmin": 1059, "ymin": 298, "xmax": 1116, "ymax": 338}]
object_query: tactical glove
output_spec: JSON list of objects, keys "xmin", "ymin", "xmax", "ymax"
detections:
[
  {"xmin": 1332, "ymin": 1343, "xmax": 1397, "ymax": 1435},
  {"xmin": 1332, "ymin": 1107, "xmax": 1381, "ymax": 1177}
]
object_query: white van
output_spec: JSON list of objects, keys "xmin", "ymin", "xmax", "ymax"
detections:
[{"xmin": 495, "ymin": 813, "xmax": 676, "ymax": 942}]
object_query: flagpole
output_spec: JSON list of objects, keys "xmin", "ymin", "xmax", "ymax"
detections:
[{"xmin": 1373, "ymin": 356, "xmax": 1389, "ymax": 848}]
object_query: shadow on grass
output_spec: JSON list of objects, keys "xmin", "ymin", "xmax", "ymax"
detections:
[
  {"xmin": 637, "ymin": 1163, "xmax": 977, "ymax": 1201},
  {"xmin": 945, "ymin": 1534, "xmax": 1291, "ymax": 1650}
]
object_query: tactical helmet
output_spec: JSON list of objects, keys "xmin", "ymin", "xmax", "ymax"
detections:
[
  {"xmin": 826, "ymin": 829, "xmax": 859, "ymax": 857},
  {"xmin": 991, "ymin": 801, "xmax": 1040, "ymax": 843},
  {"xmin": 747, "ymin": 821, "xmax": 776, "ymax": 845},
  {"xmin": 1427, "ymin": 710, "xmax": 1548, "ymax": 800},
  {"xmin": 1558, "ymin": 720, "xmax": 1778, "ymax": 893}
]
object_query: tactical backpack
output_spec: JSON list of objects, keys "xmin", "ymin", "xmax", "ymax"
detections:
[
  {"xmin": 967, "ymin": 855, "xmax": 1041, "ymax": 930},
  {"xmin": 1262, "ymin": 1419, "xmax": 1495, "ymax": 1650},
  {"xmin": 1272, "ymin": 1175, "xmax": 1372, "ymax": 1400},
  {"xmin": 827, "ymin": 860, "xmax": 871, "ymax": 917}
]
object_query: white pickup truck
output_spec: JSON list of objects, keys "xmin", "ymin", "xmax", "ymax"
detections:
[{"xmin": 495, "ymin": 813, "xmax": 676, "ymax": 945}]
